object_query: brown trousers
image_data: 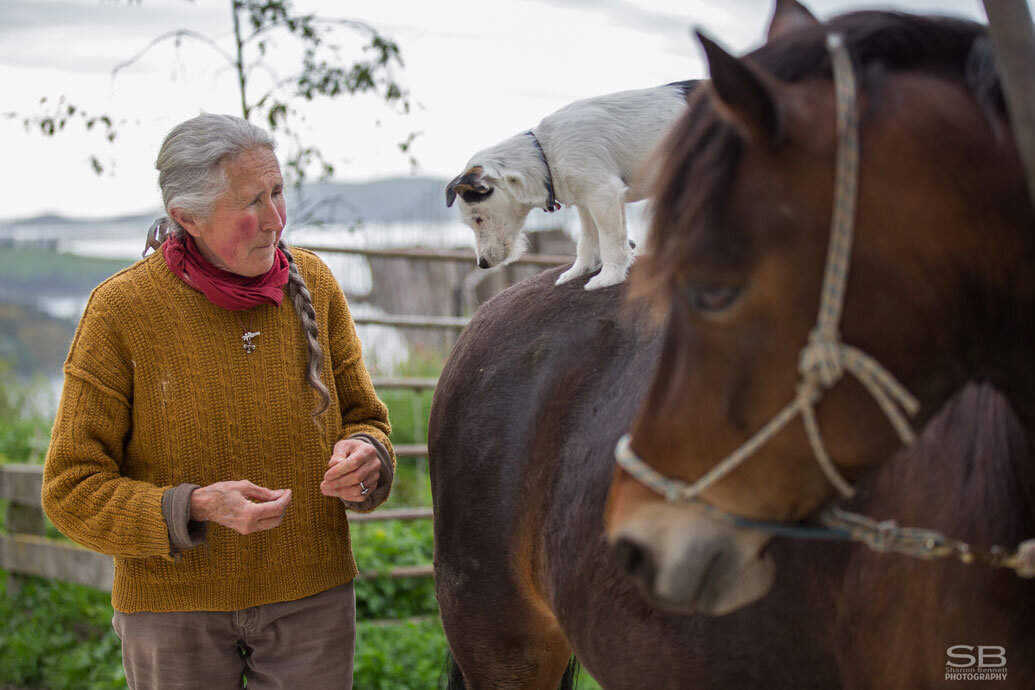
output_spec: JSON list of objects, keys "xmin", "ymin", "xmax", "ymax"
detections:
[{"xmin": 112, "ymin": 582, "xmax": 356, "ymax": 690}]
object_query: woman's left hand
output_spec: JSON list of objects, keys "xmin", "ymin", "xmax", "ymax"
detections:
[{"xmin": 321, "ymin": 438, "xmax": 381, "ymax": 502}]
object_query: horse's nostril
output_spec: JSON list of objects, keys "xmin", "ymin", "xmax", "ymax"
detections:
[
  {"xmin": 611, "ymin": 537, "xmax": 657, "ymax": 588},
  {"xmin": 478, "ymin": 258, "xmax": 490, "ymax": 269}
]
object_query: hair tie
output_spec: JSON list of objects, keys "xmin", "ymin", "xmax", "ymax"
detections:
[{"xmin": 142, "ymin": 217, "xmax": 172, "ymax": 258}]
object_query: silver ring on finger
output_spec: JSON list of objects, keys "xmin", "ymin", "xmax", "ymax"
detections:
[{"xmin": 359, "ymin": 480, "xmax": 369, "ymax": 495}]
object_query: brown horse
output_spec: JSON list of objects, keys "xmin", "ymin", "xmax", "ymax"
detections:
[
  {"xmin": 430, "ymin": 266, "xmax": 1035, "ymax": 689},
  {"xmin": 431, "ymin": 4, "xmax": 1035, "ymax": 688},
  {"xmin": 604, "ymin": 3, "xmax": 1035, "ymax": 619}
]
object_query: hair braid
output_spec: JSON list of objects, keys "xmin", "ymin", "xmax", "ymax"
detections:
[{"xmin": 279, "ymin": 241, "xmax": 331, "ymax": 418}]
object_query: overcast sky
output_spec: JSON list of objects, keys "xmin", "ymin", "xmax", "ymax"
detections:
[{"xmin": 0, "ymin": 0, "xmax": 1007, "ymax": 220}]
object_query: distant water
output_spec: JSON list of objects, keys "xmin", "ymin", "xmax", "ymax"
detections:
[{"xmin": 3, "ymin": 203, "xmax": 649, "ymax": 395}]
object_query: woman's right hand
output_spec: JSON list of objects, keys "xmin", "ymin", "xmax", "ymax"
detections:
[{"xmin": 189, "ymin": 480, "xmax": 292, "ymax": 534}]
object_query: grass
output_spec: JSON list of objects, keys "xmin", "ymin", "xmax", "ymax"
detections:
[
  {"xmin": 0, "ymin": 248, "xmax": 133, "ymax": 287},
  {"xmin": 0, "ymin": 572, "xmax": 603, "ymax": 690},
  {"xmin": 0, "ymin": 571, "xmax": 457, "ymax": 690}
]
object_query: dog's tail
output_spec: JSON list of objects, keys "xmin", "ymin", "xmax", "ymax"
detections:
[{"xmin": 667, "ymin": 79, "xmax": 701, "ymax": 100}]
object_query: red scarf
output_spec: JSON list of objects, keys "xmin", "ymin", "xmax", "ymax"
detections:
[{"xmin": 162, "ymin": 233, "xmax": 290, "ymax": 311}]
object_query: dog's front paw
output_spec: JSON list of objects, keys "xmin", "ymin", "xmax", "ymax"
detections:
[
  {"xmin": 584, "ymin": 266, "xmax": 629, "ymax": 290},
  {"xmin": 556, "ymin": 263, "xmax": 592, "ymax": 285}
]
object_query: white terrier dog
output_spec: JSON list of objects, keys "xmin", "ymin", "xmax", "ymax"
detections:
[{"xmin": 446, "ymin": 80, "xmax": 698, "ymax": 290}]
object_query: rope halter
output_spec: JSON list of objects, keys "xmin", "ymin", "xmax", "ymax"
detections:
[
  {"xmin": 615, "ymin": 33, "xmax": 919, "ymax": 504},
  {"xmin": 613, "ymin": 34, "xmax": 1035, "ymax": 579}
]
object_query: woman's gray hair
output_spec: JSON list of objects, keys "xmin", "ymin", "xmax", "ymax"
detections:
[
  {"xmin": 150, "ymin": 113, "xmax": 331, "ymax": 419},
  {"xmin": 156, "ymin": 113, "xmax": 273, "ymax": 231}
]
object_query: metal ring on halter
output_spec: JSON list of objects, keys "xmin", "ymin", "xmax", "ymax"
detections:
[{"xmin": 359, "ymin": 481, "xmax": 369, "ymax": 495}]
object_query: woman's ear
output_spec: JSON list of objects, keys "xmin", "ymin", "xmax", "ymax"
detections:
[{"xmin": 169, "ymin": 208, "xmax": 200, "ymax": 237}]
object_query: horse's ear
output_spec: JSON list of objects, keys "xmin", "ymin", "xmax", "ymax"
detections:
[
  {"xmin": 767, "ymin": 0, "xmax": 820, "ymax": 42},
  {"xmin": 697, "ymin": 30, "xmax": 785, "ymax": 145},
  {"xmin": 445, "ymin": 166, "xmax": 491, "ymax": 207}
]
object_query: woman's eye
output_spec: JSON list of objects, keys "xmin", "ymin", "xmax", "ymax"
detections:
[{"xmin": 684, "ymin": 283, "xmax": 742, "ymax": 313}]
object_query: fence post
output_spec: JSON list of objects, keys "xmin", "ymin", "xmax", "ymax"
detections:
[
  {"xmin": 3, "ymin": 478, "xmax": 47, "ymax": 596},
  {"xmin": 411, "ymin": 386, "xmax": 426, "ymax": 491},
  {"xmin": 982, "ymin": 0, "xmax": 1035, "ymax": 206}
]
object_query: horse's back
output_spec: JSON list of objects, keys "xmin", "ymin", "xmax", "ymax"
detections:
[{"xmin": 429, "ymin": 266, "xmax": 659, "ymax": 581}]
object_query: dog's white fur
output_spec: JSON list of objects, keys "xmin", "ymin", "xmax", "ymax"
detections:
[{"xmin": 446, "ymin": 82, "xmax": 696, "ymax": 290}]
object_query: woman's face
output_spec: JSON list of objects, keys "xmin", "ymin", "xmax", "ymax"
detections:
[{"xmin": 182, "ymin": 146, "xmax": 287, "ymax": 277}]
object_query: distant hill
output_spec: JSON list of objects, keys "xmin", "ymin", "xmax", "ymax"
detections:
[
  {"xmin": 1, "ymin": 176, "xmax": 454, "ymax": 228},
  {"xmin": 290, "ymin": 177, "xmax": 454, "ymax": 225}
]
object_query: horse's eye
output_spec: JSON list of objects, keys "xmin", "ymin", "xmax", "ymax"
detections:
[
  {"xmin": 684, "ymin": 283, "xmax": 742, "ymax": 313},
  {"xmin": 474, "ymin": 216, "xmax": 484, "ymax": 225}
]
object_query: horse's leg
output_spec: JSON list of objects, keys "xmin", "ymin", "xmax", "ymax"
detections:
[
  {"xmin": 439, "ymin": 573, "xmax": 573, "ymax": 690},
  {"xmin": 436, "ymin": 502, "xmax": 574, "ymax": 690}
]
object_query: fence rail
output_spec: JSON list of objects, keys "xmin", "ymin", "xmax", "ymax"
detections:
[
  {"xmin": 354, "ymin": 314, "xmax": 469, "ymax": 330},
  {"xmin": 2, "ymin": 250, "xmax": 460, "ymax": 597},
  {"xmin": 0, "ymin": 463, "xmax": 434, "ymax": 592},
  {"xmin": 299, "ymin": 244, "xmax": 571, "ymax": 266}
]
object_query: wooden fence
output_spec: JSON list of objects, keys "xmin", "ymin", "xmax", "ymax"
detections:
[
  {"xmin": 0, "ymin": 371, "xmax": 439, "ymax": 592},
  {"xmin": 0, "ymin": 245, "xmax": 566, "ymax": 593},
  {"xmin": 0, "ymin": 476, "xmax": 434, "ymax": 591}
]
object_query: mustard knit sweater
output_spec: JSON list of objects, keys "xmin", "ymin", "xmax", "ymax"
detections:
[{"xmin": 41, "ymin": 248, "xmax": 394, "ymax": 613}]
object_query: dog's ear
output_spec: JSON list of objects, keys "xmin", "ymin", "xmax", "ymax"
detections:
[
  {"xmin": 446, "ymin": 166, "xmax": 492, "ymax": 207},
  {"xmin": 503, "ymin": 171, "xmax": 526, "ymax": 189}
]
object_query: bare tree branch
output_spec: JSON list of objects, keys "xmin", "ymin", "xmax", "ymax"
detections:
[
  {"xmin": 242, "ymin": 16, "xmax": 378, "ymax": 45},
  {"xmin": 111, "ymin": 29, "xmax": 237, "ymax": 78}
]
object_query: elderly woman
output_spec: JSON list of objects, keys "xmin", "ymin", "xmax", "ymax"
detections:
[{"xmin": 41, "ymin": 113, "xmax": 394, "ymax": 689}]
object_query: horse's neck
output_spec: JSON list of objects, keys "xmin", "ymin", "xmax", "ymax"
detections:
[
  {"xmin": 979, "ymin": 286, "xmax": 1035, "ymax": 434},
  {"xmin": 876, "ymin": 385, "xmax": 1035, "ymax": 537},
  {"xmin": 961, "ymin": 199, "xmax": 1035, "ymax": 431}
]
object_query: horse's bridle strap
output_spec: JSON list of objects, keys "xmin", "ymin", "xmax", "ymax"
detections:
[
  {"xmin": 615, "ymin": 33, "xmax": 918, "ymax": 504},
  {"xmin": 611, "ymin": 32, "xmax": 1035, "ymax": 580}
]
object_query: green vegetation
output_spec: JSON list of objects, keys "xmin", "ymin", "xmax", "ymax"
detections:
[
  {"xmin": 0, "ymin": 574, "xmax": 125, "ymax": 689},
  {"xmin": 0, "ymin": 247, "xmax": 133, "ymax": 377},
  {"xmin": 352, "ymin": 519, "xmax": 436, "ymax": 620},
  {"xmin": 0, "ymin": 248, "xmax": 133, "ymax": 298},
  {"xmin": 0, "ymin": 573, "xmax": 455, "ymax": 690},
  {"xmin": 0, "ymin": 361, "xmax": 53, "ymax": 464}
]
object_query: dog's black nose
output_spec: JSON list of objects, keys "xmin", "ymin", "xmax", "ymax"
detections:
[{"xmin": 478, "ymin": 258, "xmax": 490, "ymax": 269}]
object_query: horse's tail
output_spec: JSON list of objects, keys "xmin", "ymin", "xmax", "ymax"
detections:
[
  {"xmin": 441, "ymin": 651, "xmax": 465, "ymax": 689},
  {"xmin": 560, "ymin": 657, "xmax": 581, "ymax": 689},
  {"xmin": 440, "ymin": 653, "xmax": 583, "ymax": 689}
]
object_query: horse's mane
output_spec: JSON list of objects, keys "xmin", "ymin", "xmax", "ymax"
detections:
[{"xmin": 636, "ymin": 11, "xmax": 1002, "ymax": 313}]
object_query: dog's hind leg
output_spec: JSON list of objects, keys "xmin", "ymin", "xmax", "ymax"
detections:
[
  {"xmin": 556, "ymin": 206, "xmax": 602, "ymax": 285},
  {"xmin": 583, "ymin": 186, "xmax": 632, "ymax": 290}
]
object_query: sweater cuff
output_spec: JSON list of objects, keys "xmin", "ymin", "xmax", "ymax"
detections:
[
  {"xmin": 162, "ymin": 483, "xmax": 207, "ymax": 557},
  {"xmin": 340, "ymin": 434, "xmax": 394, "ymax": 512}
]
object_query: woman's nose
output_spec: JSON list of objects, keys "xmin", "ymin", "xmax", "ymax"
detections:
[{"xmin": 260, "ymin": 196, "xmax": 285, "ymax": 232}]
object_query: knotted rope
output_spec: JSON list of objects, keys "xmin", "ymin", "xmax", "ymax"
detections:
[
  {"xmin": 612, "ymin": 33, "xmax": 1035, "ymax": 580},
  {"xmin": 615, "ymin": 34, "xmax": 918, "ymax": 502}
]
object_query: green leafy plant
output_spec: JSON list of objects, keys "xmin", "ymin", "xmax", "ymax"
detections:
[
  {"xmin": 352, "ymin": 519, "xmax": 436, "ymax": 621},
  {"xmin": 0, "ymin": 359, "xmax": 53, "ymax": 464},
  {"xmin": 354, "ymin": 618, "xmax": 450, "ymax": 690},
  {"xmin": 0, "ymin": 574, "xmax": 125, "ymax": 689}
]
